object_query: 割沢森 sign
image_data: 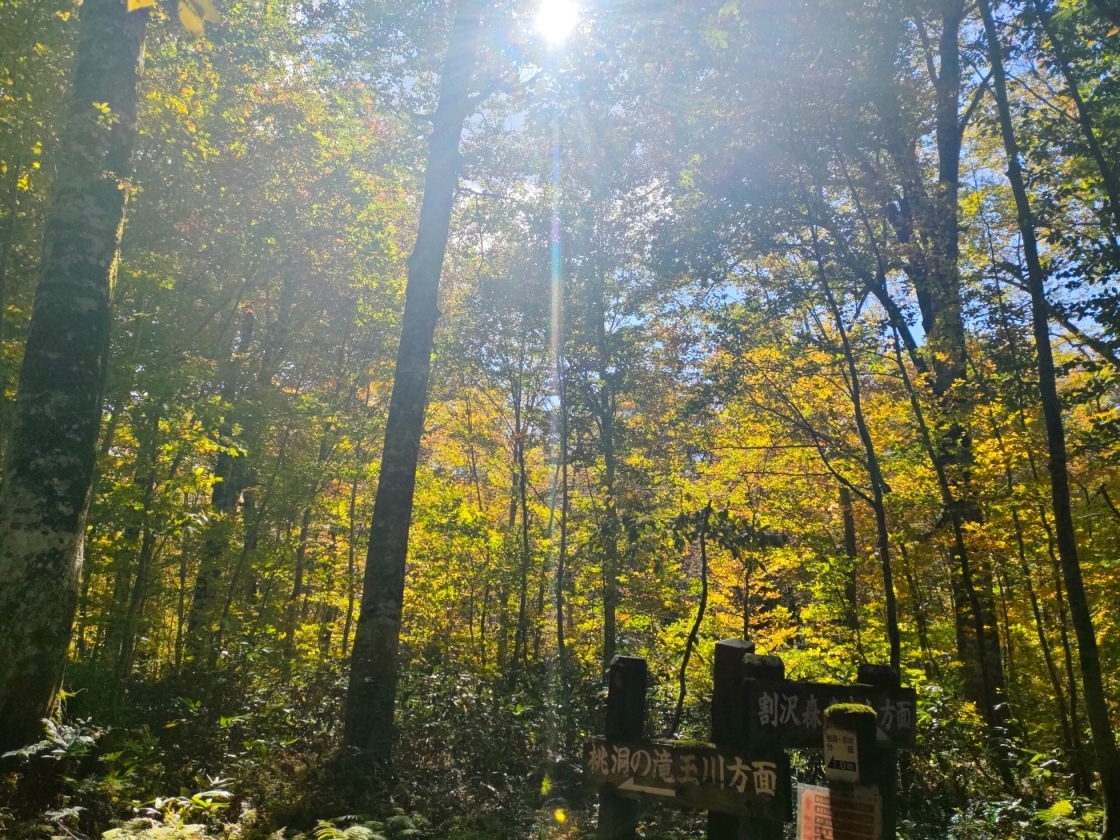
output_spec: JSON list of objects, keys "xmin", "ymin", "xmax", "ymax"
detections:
[
  {"xmin": 584, "ymin": 737, "xmax": 790, "ymax": 819},
  {"xmin": 745, "ymin": 680, "xmax": 917, "ymax": 749}
]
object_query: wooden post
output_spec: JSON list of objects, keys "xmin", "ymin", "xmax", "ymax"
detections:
[
  {"xmin": 740, "ymin": 653, "xmax": 784, "ymax": 840},
  {"xmin": 858, "ymin": 663, "xmax": 900, "ymax": 840},
  {"xmin": 708, "ymin": 639, "xmax": 754, "ymax": 840},
  {"xmin": 598, "ymin": 655, "xmax": 647, "ymax": 840}
]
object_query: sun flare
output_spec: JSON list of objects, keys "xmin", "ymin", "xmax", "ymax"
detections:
[{"xmin": 536, "ymin": 0, "xmax": 578, "ymax": 46}]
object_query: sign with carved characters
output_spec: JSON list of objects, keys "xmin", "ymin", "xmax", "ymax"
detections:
[
  {"xmin": 745, "ymin": 680, "xmax": 917, "ymax": 749},
  {"xmin": 583, "ymin": 737, "xmax": 790, "ymax": 819}
]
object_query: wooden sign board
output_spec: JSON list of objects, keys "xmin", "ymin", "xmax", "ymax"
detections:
[
  {"xmin": 584, "ymin": 737, "xmax": 790, "ymax": 820},
  {"xmin": 797, "ymin": 783, "xmax": 881, "ymax": 840},
  {"xmin": 745, "ymin": 680, "xmax": 917, "ymax": 749}
]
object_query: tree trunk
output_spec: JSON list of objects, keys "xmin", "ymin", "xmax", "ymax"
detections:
[
  {"xmin": 809, "ymin": 218, "xmax": 900, "ymax": 669},
  {"xmin": 892, "ymin": 331, "xmax": 1015, "ymax": 778},
  {"xmin": 840, "ymin": 485, "xmax": 860, "ymax": 635},
  {"xmin": 342, "ymin": 0, "xmax": 484, "ymax": 767},
  {"xmin": 554, "ymin": 360, "xmax": 569, "ymax": 669},
  {"xmin": 186, "ymin": 308, "xmax": 255, "ymax": 661},
  {"xmin": 876, "ymin": 4, "xmax": 1012, "ymax": 731},
  {"xmin": 669, "ymin": 507, "xmax": 709, "ymax": 737},
  {"xmin": 979, "ymin": 1, "xmax": 1120, "ymax": 831},
  {"xmin": 0, "ymin": 0, "xmax": 147, "ymax": 754},
  {"xmin": 342, "ymin": 448, "xmax": 363, "ymax": 657},
  {"xmin": 512, "ymin": 364, "xmax": 532, "ymax": 667}
]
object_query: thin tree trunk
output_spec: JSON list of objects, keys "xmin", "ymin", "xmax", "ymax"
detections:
[
  {"xmin": 512, "ymin": 366, "xmax": 532, "ymax": 667},
  {"xmin": 808, "ymin": 217, "xmax": 900, "ymax": 670},
  {"xmin": 342, "ymin": 0, "xmax": 484, "ymax": 766},
  {"xmin": 979, "ymin": 2, "xmax": 1120, "ymax": 830},
  {"xmin": 0, "ymin": 0, "xmax": 148, "ymax": 753},
  {"xmin": 555, "ymin": 362, "xmax": 569, "ymax": 669},
  {"xmin": 342, "ymin": 447, "xmax": 363, "ymax": 658},
  {"xmin": 840, "ymin": 485, "xmax": 861, "ymax": 637},
  {"xmin": 592, "ymin": 232, "xmax": 620, "ymax": 671},
  {"xmin": 187, "ymin": 308, "xmax": 255, "ymax": 660},
  {"xmin": 974, "ymin": 353, "xmax": 1090, "ymax": 789},
  {"xmin": 669, "ymin": 507, "xmax": 709, "ymax": 737},
  {"xmin": 892, "ymin": 332, "xmax": 1015, "ymax": 778},
  {"xmin": 899, "ymin": 543, "xmax": 937, "ymax": 678}
]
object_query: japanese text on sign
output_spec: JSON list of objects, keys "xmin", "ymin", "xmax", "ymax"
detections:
[
  {"xmin": 823, "ymin": 727, "xmax": 860, "ymax": 784},
  {"xmin": 796, "ymin": 783, "xmax": 881, "ymax": 840},
  {"xmin": 747, "ymin": 681, "xmax": 917, "ymax": 748},
  {"xmin": 584, "ymin": 737, "xmax": 789, "ymax": 819}
]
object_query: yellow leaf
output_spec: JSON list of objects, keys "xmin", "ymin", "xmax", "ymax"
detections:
[
  {"xmin": 178, "ymin": 0, "xmax": 204, "ymax": 35},
  {"xmin": 1109, "ymin": 26, "xmax": 1120, "ymax": 36},
  {"xmin": 194, "ymin": 0, "xmax": 220, "ymax": 22},
  {"xmin": 192, "ymin": 0, "xmax": 221, "ymax": 24},
  {"xmin": 126, "ymin": 0, "xmax": 155, "ymax": 11}
]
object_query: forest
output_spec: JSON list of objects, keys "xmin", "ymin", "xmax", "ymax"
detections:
[{"xmin": 2, "ymin": 0, "xmax": 1120, "ymax": 837}]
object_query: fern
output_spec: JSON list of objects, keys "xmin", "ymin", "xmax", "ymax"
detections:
[
  {"xmin": 102, "ymin": 818, "xmax": 214, "ymax": 839},
  {"xmin": 312, "ymin": 819, "xmax": 386, "ymax": 840}
]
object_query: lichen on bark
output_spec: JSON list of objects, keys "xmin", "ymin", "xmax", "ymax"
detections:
[{"xmin": 0, "ymin": 0, "xmax": 148, "ymax": 754}]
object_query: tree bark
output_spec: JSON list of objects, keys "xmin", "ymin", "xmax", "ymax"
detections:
[
  {"xmin": 875, "ymin": 5, "xmax": 1011, "ymax": 731},
  {"xmin": 839, "ymin": 485, "xmax": 861, "ymax": 637},
  {"xmin": 186, "ymin": 307, "xmax": 255, "ymax": 660},
  {"xmin": 342, "ymin": 0, "xmax": 484, "ymax": 767},
  {"xmin": 810, "ymin": 233, "xmax": 900, "ymax": 670},
  {"xmin": 979, "ymin": 1, "xmax": 1120, "ymax": 831},
  {"xmin": 0, "ymin": 0, "xmax": 147, "ymax": 754},
  {"xmin": 669, "ymin": 507, "xmax": 709, "ymax": 737}
]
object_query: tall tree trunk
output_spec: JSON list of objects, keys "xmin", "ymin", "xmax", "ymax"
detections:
[
  {"xmin": 669, "ymin": 507, "xmax": 709, "ymax": 737},
  {"xmin": 512, "ymin": 364, "xmax": 532, "ymax": 667},
  {"xmin": 875, "ymin": 4, "xmax": 1011, "ymax": 730},
  {"xmin": 892, "ymin": 331, "xmax": 1015, "ymax": 778},
  {"xmin": 590, "ymin": 215, "xmax": 620, "ymax": 671},
  {"xmin": 342, "ymin": 0, "xmax": 484, "ymax": 766},
  {"xmin": 979, "ymin": 1, "xmax": 1120, "ymax": 831},
  {"xmin": 282, "ymin": 431, "xmax": 332, "ymax": 671},
  {"xmin": 809, "ymin": 234, "xmax": 900, "ymax": 670},
  {"xmin": 342, "ymin": 447, "xmax": 363, "ymax": 658},
  {"xmin": 554, "ymin": 361, "xmax": 569, "ymax": 669},
  {"xmin": 0, "ymin": 0, "xmax": 147, "ymax": 754},
  {"xmin": 186, "ymin": 307, "xmax": 255, "ymax": 661},
  {"xmin": 839, "ymin": 485, "xmax": 860, "ymax": 636}
]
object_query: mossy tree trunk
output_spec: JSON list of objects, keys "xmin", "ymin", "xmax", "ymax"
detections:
[{"xmin": 0, "ymin": 0, "xmax": 147, "ymax": 754}]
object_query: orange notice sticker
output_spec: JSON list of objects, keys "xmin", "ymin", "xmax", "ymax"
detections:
[{"xmin": 796, "ymin": 783, "xmax": 880, "ymax": 840}]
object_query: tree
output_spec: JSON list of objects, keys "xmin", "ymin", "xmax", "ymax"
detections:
[
  {"xmin": 979, "ymin": 0, "xmax": 1120, "ymax": 830},
  {"xmin": 343, "ymin": 0, "xmax": 485, "ymax": 766},
  {"xmin": 0, "ymin": 0, "xmax": 148, "ymax": 753}
]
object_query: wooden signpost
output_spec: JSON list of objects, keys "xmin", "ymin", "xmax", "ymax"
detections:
[
  {"xmin": 744, "ymin": 680, "xmax": 917, "ymax": 749},
  {"xmin": 586, "ymin": 642, "xmax": 916, "ymax": 840},
  {"xmin": 584, "ymin": 737, "xmax": 790, "ymax": 820}
]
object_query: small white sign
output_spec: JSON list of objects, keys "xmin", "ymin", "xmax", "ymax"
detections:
[{"xmin": 824, "ymin": 726, "xmax": 860, "ymax": 784}]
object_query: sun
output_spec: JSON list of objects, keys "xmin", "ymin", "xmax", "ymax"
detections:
[{"xmin": 536, "ymin": 0, "xmax": 579, "ymax": 46}]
